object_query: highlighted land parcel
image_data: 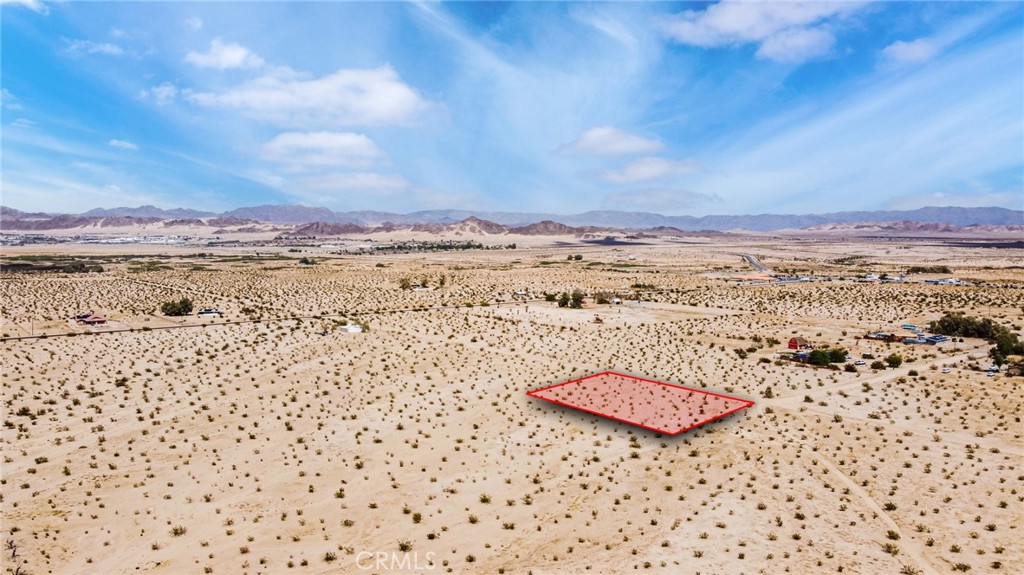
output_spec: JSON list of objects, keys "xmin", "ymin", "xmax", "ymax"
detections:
[{"xmin": 528, "ymin": 371, "xmax": 754, "ymax": 435}]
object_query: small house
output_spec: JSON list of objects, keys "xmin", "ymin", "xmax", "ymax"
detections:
[
  {"xmin": 80, "ymin": 314, "xmax": 107, "ymax": 325},
  {"xmin": 788, "ymin": 337, "xmax": 811, "ymax": 350}
]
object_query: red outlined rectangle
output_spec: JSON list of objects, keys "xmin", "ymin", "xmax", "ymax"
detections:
[{"xmin": 526, "ymin": 371, "xmax": 754, "ymax": 435}]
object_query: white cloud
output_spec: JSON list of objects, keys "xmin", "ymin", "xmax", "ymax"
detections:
[
  {"xmin": 188, "ymin": 65, "xmax": 430, "ymax": 127},
  {"xmin": 882, "ymin": 39, "xmax": 938, "ymax": 64},
  {"xmin": 186, "ymin": 38, "xmax": 264, "ymax": 70},
  {"xmin": 602, "ymin": 188, "xmax": 722, "ymax": 212},
  {"xmin": 108, "ymin": 139, "xmax": 138, "ymax": 150},
  {"xmin": 299, "ymin": 172, "xmax": 410, "ymax": 192},
  {"xmin": 680, "ymin": 31, "xmax": 1024, "ymax": 215},
  {"xmin": 261, "ymin": 132, "xmax": 384, "ymax": 169},
  {"xmin": 0, "ymin": 0, "xmax": 48, "ymax": 15},
  {"xmin": 1, "ymin": 88, "xmax": 24, "ymax": 110},
  {"xmin": 598, "ymin": 157, "xmax": 701, "ymax": 184},
  {"xmin": 662, "ymin": 1, "xmax": 865, "ymax": 63},
  {"xmin": 755, "ymin": 26, "xmax": 834, "ymax": 63},
  {"xmin": 141, "ymin": 82, "xmax": 179, "ymax": 105},
  {"xmin": 64, "ymin": 38, "xmax": 125, "ymax": 56},
  {"xmin": 559, "ymin": 126, "xmax": 663, "ymax": 156},
  {"xmin": 184, "ymin": 17, "xmax": 203, "ymax": 31}
]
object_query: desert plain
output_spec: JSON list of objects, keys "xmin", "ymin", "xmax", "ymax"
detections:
[{"xmin": 2, "ymin": 231, "xmax": 1022, "ymax": 575}]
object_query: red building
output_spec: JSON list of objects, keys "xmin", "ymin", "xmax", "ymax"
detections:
[{"xmin": 788, "ymin": 337, "xmax": 811, "ymax": 350}]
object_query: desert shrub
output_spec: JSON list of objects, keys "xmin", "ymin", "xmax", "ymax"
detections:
[{"xmin": 570, "ymin": 289, "xmax": 585, "ymax": 309}]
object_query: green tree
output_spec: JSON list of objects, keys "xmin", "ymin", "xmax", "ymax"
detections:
[
  {"xmin": 160, "ymin": 297, "xmax": 194, "ymax": 316},
  {"xmin": 828, "ymin": 348, "xmax": 848, "ymax": 363},
  {"xmin": 808, "ymin": 349, "xmax": 831, "ymax": 366},
  {"xmin": 885, "ymin": 353, "xmax": 903, "ymax": 368},
  {"xmin": 569, "ymin": 289, "xmax": 585, "ymax": 309},
  {"xmin": 557, "ymin": 292, "xmax": 570, "ymax": 308}
]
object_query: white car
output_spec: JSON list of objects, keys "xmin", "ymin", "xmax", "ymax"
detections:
[
  {"xmin": 941, "ymin": 368, "xmax": 951, "ymax": 374},
  {"xmin": 854, "ymin": 360, "xmax": 866, "ymax": 366}
]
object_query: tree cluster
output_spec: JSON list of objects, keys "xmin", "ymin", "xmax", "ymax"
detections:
[
  {"xmin": 907, "ymin": 265, "xmax": 951, "ymax": 274},
  {"xmin": 160, "ymin": 297, "xmax": 194, "ymax": 316},
  {"xmin": 807, "ymin": 348, "xmax": 848, "ymax": 366},
  {"xmin": 62, "ymin": 261, "xmax": 104, "ymax": 273},
  {"xmin": 930, "ymin": 312, "xmax": 1024, "ymax": 365},
  {"xmin": 556, "ymin": 289, "xmax": 585, "ymax": 309}
]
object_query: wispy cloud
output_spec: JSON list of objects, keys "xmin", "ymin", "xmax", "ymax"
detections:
[
  {"xmin": 186, "ymin": 38, "xmax": 264, "ymax": 69},
  {"xmin": 298, "ymin": 172, "xmax": 410, "ymax": 193},
  {"xmin": 602, "ymin": 188, "xmax": 721, "ymax": 212},
  {"xmin": 598, "ymin": 157, "xmax": 701, "ymax": 184},
  {"xmin": 755, "ymin": 26, "xmax": 834, "ymax": 63},
  {"xmin": 184, "ymin": 17, "xmax": 203, "ymax": 32},
  {"xmin": 878, "ymin": 7, "xmax": 1012, "ymax": 69},
  {"xmin": 1, "ymin": 88, "xmax": 24, "ymax": 110},
  {"xmin": 141, "ymin": 82, "xmax": 179, "ymax": 105},
  {"xmin": 0, "ymin": 0, "xmax": 48, "ymax": 15},
  {"xmin": 882, "ymin": 38, "xmax": 938, "ymax": 64},
  {"xmin": 261, "ymin": 132, "xmax": 383, "ymax": 169},
  {"xmin": 662, "ymin": 1, "xmax": 866, "ymax": 63},
  {"xmin": 1, "ymin": 150, "xmax": 165, "ymax": 213},
  {"xmin": 64, "ymin": 38, "xmax": 125, "ymax": 57},
  {"xmin": 559, "ymin": 126, "xmax": 663, "ymax": 156},
  {"xmin": 187, "ymin": 65, "xmax": 431, "ymax": 127},
  {"xmin": 108, "ymin": 139, "xmax": 138, "ymax": 150},
  {"xmin": 688, "ymin": 31, "xmax": 1024, "ymax": 214}
]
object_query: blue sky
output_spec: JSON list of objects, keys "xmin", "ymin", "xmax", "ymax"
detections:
[{"xmin": 2, "ymin": 1, "xmax": 1021, "ymax": 215}]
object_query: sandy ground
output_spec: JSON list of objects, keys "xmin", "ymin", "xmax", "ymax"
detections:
[{"xmin": 2, "ymin": 235, "xmax": 1022, "ymax": 575}]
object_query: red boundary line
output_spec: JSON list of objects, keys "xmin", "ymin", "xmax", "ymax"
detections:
[{"xmin": 526, "ymin": 371, "xmax": 754, "ymax": 435}]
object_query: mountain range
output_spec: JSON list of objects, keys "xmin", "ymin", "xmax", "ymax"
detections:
[{"xmin": 1, "ymin": 204, "xmax": 1020, "ymax": 232}]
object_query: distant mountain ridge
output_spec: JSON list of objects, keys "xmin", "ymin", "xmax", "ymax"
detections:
[
  {"xmin": 1, "ymin": 204, "xmax": 1020, "ymax": 232},
  {"xmin": 83, "ymin": 205, "xmax": 218, "ymax": 219}
]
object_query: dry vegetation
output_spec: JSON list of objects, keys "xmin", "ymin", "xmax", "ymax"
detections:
[{"xmin": 2, "ymin": 236, "xmax": 1022, "ymax": 574}]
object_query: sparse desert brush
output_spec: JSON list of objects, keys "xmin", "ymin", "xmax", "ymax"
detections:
[{"xmin": 2, "ymin": 243, "xmax": 1021, "ymax": 575}]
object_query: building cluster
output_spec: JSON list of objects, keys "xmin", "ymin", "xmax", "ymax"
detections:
[{"xmin": 866, "ymin": 324, "xmax": 951, "ymax": 346}]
